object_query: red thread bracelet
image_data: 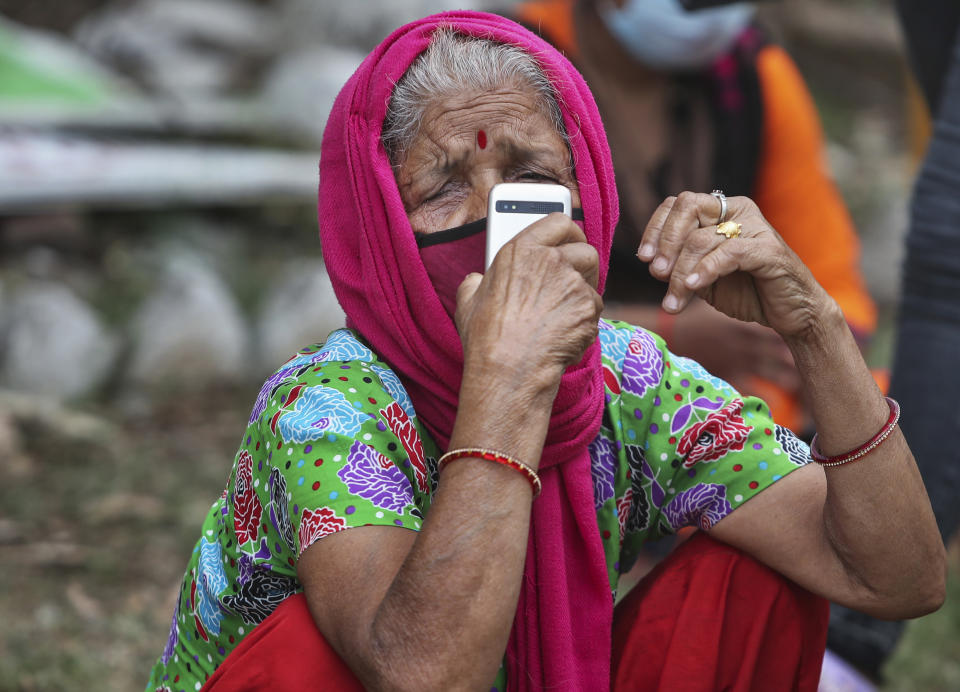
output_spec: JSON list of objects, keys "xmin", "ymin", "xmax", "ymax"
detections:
[
  {"xmin": 438, "ymin": 448, "xmax": 542, "ymax": 497},
  {"xmin": 810, "ymin": 397, "xmax": 901, "ymax": 467}
]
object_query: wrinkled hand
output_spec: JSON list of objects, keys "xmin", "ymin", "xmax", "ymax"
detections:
[
  {"xmin": 455, "ymin": 212, "xmax": 603, "ymax": 382},
  {"xmin": 638, "ymin": 192, "xmax": 835, "ymax": 341},
  {"xmin": 672, "ymin": 298, "xmax": 801, "ymax": 395}
]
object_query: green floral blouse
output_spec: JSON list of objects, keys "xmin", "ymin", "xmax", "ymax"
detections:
[{"xmin": 147, "ymin": 320, "xmax": 812, "ymax": 692}]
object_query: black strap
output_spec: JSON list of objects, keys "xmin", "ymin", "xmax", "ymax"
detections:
[
  {"xmin": 415, "ymin": 218, "xmax": 486, "ymax": 248},
  {"xmin": 415, "ymin": 208, "xmax": 584, "ymax": 249}
]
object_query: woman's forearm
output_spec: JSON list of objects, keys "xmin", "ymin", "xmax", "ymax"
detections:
[
  {"xmin": 363, "ymin": 357, "xmax": 557, "ymax": 690},
  {"xmin": 345, "ymin": 204, "xmax": 602, "ymax": 690},
  {"xmin": 785, "ymin": 300, "xmax": 946, "ymax": 616}
]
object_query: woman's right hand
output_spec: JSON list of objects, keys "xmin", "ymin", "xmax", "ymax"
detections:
[{"xmin": 454, "ymin": 212, "xmax": 603, "ymax": 385}]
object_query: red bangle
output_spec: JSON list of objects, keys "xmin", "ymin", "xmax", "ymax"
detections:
[
  {"xmin": 810, "ymin": 397, "xmax": 901, "ymax": 467},
  {"xmin": 438, "ymin": 448, "xmax": 541, "ymax": 497}
]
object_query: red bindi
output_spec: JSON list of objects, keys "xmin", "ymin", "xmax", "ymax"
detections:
[{"xmin": 477, "ymin": 130, "xmax": 487, "ymax": 149}]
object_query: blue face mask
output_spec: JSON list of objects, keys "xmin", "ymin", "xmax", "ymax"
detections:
[{"xmin": 600, "ymin": 0, "xmax": 755, "ymax": 71}]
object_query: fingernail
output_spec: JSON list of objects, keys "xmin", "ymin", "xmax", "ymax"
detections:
[
  {"xmin": 638, "ymin": 243, "xmax": 654, "ymax": 260},
  {"xmin": 651, "ymin": 256, "xmax": 668, "ymax": 273},
  {"xmin": 685, "ymin": 273, "xmax": 699, "ymax": 288},
  {"xmin": 663, "ymin": 294, "xmax": 679, "ymax": 311}
]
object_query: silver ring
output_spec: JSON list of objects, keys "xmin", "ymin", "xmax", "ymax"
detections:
[{"xmin": 711, "ymin": 189, "xmax": 727, "ymax": 224}]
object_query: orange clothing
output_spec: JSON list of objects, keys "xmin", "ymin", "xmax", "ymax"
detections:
[
  {"xmin": 517, "ymin": 1, "xmax": 877, "ymax": 431},
  {"xmin": 749, "ymin": 46, "xmax": 878, "ymax": 427},
  {"xmin": 516, "ymin": 0, "xmax": 580, "ymax": 58},
  {"xmin": 518, "ymin": 0, "xmax": 875, "ymax": 335},
  {"xmin": 751, "ymin": 46, "xmax": 876, "ymax": 337}
]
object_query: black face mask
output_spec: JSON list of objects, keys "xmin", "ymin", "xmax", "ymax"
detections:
[
  {"xmin": 415, "ymin": 208, "xmax": 585, "ymax": 250},
  {"xmin": 414, "ymin": 209, "xmax": 585, "ymax": 318}
]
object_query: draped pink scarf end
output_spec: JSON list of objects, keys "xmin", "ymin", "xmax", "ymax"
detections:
[{"xmin": 319, "ymin": 12, "xmax": 620, "ymax": 690}]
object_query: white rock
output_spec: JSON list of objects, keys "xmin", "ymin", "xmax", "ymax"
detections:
[
  {"xmin": 256, "ymin": 260, "xmax": 345, "ymax": 369},
  {"xmin": 260, "ymin": 46, "xmax": 363, "ymax": 145},
  {"xmin": 0, "ymin": 132, "xmax": 319, "ymax": 212},
  {"xmin": 22, "ymin": 246, "xmax": 60, "ymax": 280},
  {"xmin": 128, "ymin": 253, "xmax": 249, "ymax": 386},
  {"xmin": 1, "ymin": 282, "xmax": 117, "ymax": 399},
  {"xmin": 278, "ymin": 0, "xmax": 501, "ymax": 51},
  {"xmin": 76, "ymin": 0, "xmax": 277, "ymax": 98},
  {"xmin": 133, "ymin": 0, "xmax": 277, "ymax": 52}
]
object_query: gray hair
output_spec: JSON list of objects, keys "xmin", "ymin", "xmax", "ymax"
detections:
[{"xmin": 382, "ymin": 27, "xmax": 568, "ymax": 165}]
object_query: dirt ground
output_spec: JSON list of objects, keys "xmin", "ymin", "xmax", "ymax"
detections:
[{"xmin": 0, "ymin": 386, "xmax": 252, "ymax": 690}]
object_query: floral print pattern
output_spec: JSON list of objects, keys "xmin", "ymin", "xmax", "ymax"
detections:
[
  {"xmin": 597, "ymin": 321, "xmax": 631, "ymax": 367},
  {"xmin": 677, "ymin": 399, "xmax": 752, "ymax": 467},
  {"xmin": 380, "ymin": 402, "xmax": 430, "ymax": 493},
  {"xmin": 589, "ymin": 434, "xmax": 617, "ymax": 508},
  {"xmin": 194, "ymin": 538, "xmax": 228, "ymax": 637},
  {"xmin": 274, "ymin": 385, "xmax": 367, "ymax": 443},
  {"xmin": 268, "ymin": 468, "xmax": 296, "ymax": 553},
  {"xmin": 625, "ymin": 442, "xmax": 665, "ymax": 509},
  {"xmin": 221, "ymin": 567, "xmax": 298, "ymax": 626},
  {"xmin": 337, "ymin": 440, "xmax": 415, "ymax": 514},
  {"xmin": 160, "ymin": 600, "xmax": 179, "ymax": 665},
  {"xmin": 148, "ymin": 324, "xmax": 811, "ymax": 692},
  {"xmin": 616, "ymin": 487, "xmax": 649, "ymax": 541},
  {"xmin": 775, "ymin": 425, "xmax": 811, "ymax": 466},
  {"xmin": 672, "ymin": 354, "xmax": 735, "ymax": 395},
  {"xmin": 233, "ymin": 451, "xmax": 262, "ymax": 546},
  {"xmin": 371, "ymin": 364, "xmax": 415, "ymax": 419},
  {"xmin": 299, "ymin": 506, "xmax": 348, "ymax": 555},
  {"xmin": 621, "ymin": 328, "xmax": 663, "ymax": 397},
  {"xmin": 311, "ymin": 328, "xmax": 375, "ymax": 363},
  {"xmin": 663, "ymin": 483, "xmax": 734, "ymax": 531}
]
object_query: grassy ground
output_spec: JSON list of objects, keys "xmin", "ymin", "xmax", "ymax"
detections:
[
  {"xmin": 0, "ymin": 387, "xmax": 250, "ymax": 691},
  {"xmin": 0, "ymin": 386, "xmax": 957, "ymax": 691},
  {"xmin": 883, "ymin": 539, "xmax": 960, "ymax": 691}
]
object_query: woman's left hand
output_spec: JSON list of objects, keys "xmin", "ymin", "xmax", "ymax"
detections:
[{"xmin": 638, "ymin": 192, "xmax": 835, "ymax": 341}]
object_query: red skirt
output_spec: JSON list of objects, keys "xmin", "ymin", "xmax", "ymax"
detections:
[{"xmin": 203, "ymin": 532, "xmax": 828, "ymax": 691}]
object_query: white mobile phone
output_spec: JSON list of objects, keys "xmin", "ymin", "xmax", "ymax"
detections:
[{"xmin": 485, "ymin": 183, "xmax": 572, "ymax": 269}]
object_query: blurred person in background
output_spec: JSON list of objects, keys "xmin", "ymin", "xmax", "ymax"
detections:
[
  {"xmin": 514, "ymin": 0, "xmax": 877, "ymax": 436},
  {"xmin": 822, "ymin": 1, "xmax": 960, "ymax": 689}
]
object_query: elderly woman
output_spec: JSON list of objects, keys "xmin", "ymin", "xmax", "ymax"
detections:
[{"xmin": 147, "ymin": 12, "xmax": 944, "ymax": 692}]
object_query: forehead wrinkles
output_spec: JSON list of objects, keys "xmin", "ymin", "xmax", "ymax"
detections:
[
  {"xmin": 429, "ymin": 93, "xmax": 532, "ymax": 131},
  {"xmin": 393, "ymin": 85, "xmax": 573, "ymax": 199},
  {"xmin": 422, "ymin": 88, "xmax": 542, "ymax": 140}
]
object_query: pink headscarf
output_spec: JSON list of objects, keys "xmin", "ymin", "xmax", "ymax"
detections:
[{"xmin": 319, "ymin": 11, "xmax": 619, "ymax": 690}]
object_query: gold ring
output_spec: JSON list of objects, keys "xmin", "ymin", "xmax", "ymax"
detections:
[{"xmin": 716, "ymin": 221, "xmax": 742, "ymax": 239}]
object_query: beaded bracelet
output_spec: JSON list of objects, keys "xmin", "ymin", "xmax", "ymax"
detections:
[
  {"xmin": 810, "ymin": 397, "xmax": 901, "ymax": 467},
  {"xmin": 438, "ymin": 448, "xmax": 542, "ymax": 497}
]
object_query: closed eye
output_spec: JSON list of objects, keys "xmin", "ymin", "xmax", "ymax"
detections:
[
  {"xmin": 423, "ymin": 181, "xmax": 456, "ymax": 203},
  {"xmin": 515, "ymin": 171, "xmax": 559, "ymax": 183}
]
